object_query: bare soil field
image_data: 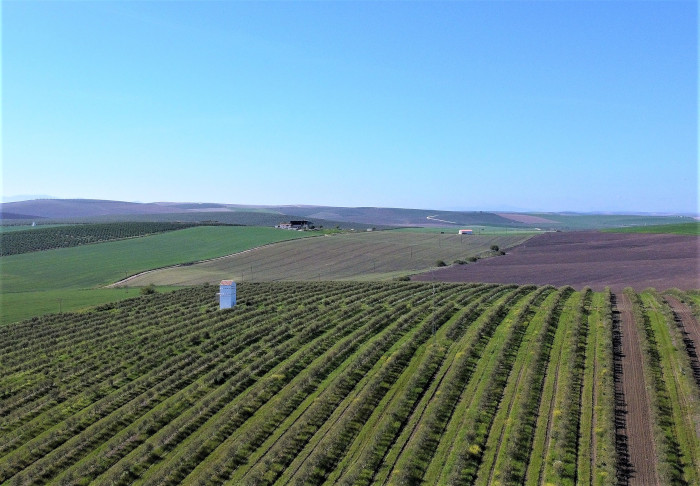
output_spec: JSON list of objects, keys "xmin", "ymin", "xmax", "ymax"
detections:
[{"xmin": 414, "ymin": 231, "xmax": 699, "ymax": 291}]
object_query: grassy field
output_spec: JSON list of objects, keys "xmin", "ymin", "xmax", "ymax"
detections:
[
  {"xmin": 2, "ymin": 282, "xmax": 696, "ymax": 484},
  {"xmin": 0, "ymin": 226, "xmax": 317, "ymax": 324},
  {"xmin": 0, "ymin": 226, "xmax": 314, "ymax": 294},
  {"xmin": 526, "ymin": 213, "xmax": 696, "ymax": 230},
  {"xmin": 122, "ymin": 231, "xmax": 533, "ymax": 286},
  {"xmin": 602, "ymin": 222, "xmax": 700, "ymax": 235},
  {"xmin": 0, "ymin": 287, "xmax": 179, "ymax": 326},
  {"xmin": 392, "ymin": 226, "xmax": 540, "ymax": 235}
]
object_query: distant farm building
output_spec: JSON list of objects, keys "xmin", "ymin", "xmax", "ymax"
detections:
[
  {"xmin": 458, "ymin": 229, "xmax": 474, "ymax": 235},
  {"xmin": 276, "ymin": 220, "xmax": 310, "ymax": 230},
  {"xmin": 218, "ymin": 280, "xmax": 236, "ymax": 309}
]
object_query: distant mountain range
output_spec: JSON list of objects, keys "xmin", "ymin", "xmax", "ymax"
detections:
[
  {"xmin": 0, "ymin": 199, "xmax": 183, "ymax": 219},
  {"xmin": 1, "ymin": 198, "xmax": 695, "ymax": 229},
  {"xmin": 2, "ymin": 194, "xmax": 56, "ymax": 203}
]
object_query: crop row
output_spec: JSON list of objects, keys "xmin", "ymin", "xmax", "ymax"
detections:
[
  {"xmin": 101, "ymin": 285, "xmax": 438, "ymax": 485},
  {"xmin": 631, "ymin": 291, "xmax": 700, "ymax": 485},
  {"xmin": 0, "ymin": 222, "xmax": 209, "ymax": 255},
  {"xmin": 330, "ymin": 285, "xmax": 515, "ymax": 485},
  {"xmin": 2, "ymin": 282, "xmax": 698, "ymax": 484},
  {"xmin": 1, "ymin": 284, "xmax": 418, "ymax": 483}
]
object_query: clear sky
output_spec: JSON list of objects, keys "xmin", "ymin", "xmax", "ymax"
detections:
[{"xmin": 3, "ymin": 0, "xmax": 698, "ymax": 213}]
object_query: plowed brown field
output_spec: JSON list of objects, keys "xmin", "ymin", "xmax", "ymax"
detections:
[{"xmin": 413, "ymin": 231, "xmax": 699, "ymax": 291}]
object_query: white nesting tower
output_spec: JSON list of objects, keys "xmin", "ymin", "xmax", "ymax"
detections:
[{"xmin": 219, "ymin": 280, "xmax": 236, "ymax": 309}]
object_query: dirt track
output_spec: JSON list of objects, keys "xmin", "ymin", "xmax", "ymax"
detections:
[
  {"xmin": 413, "ymin": 231, "xmax": 699, "ymax": 291},
  {"xmin": 615, "ymin": 293, "xmax": 659, "ymax": 486}
]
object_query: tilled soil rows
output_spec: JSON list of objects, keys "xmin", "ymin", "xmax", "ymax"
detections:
[{"xmin": 413, "ymin": 231, "xmax": 699, "ymax": 291}]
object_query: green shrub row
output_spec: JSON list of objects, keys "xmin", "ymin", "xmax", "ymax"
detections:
[
  {"xmin": 53, "ymin": 292, "xmax": 388, "ymax": 484},
  {"xmin": 543, "ymin": 289, "xmax": 592, "ymax": 484},
  {"xmin": 290, "ymin": 286, "xmax": 512, "ymax": 484},
  {"xmin": 393, "ymin": 286, "xmax": 540, "ymax": 484},
  {"xmin": 112, "ymin": 287, "xmax": 422, "ymax": 485},
  {"xmin": 0, "ymin": 284, "xmax": 382, "ymax": 483},
  {"xmin": 145, "ymin": 288, "xmax": 455, "ymax": 485},
  {"xmin": 496, "ymin": 287, "xmax": 574, "ymax": 484},
  {"xmin": 447, "ymin": 287, "xmax": 555, "ymax": 485},
  {"xmin": 330, "ymin": 285, "xmax": 511, "ymax": 485}
]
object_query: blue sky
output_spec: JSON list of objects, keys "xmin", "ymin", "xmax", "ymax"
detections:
[{"xmin": 3, "ymin": 1, "xmax": 697, "ymax": 213}]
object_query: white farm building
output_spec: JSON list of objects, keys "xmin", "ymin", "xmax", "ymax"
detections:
[{"xmin": 218, "ymin": 280, "xmax": 236, "ymax": 309}]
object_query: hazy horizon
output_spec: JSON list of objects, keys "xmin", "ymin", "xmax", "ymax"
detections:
[{"xmin": 2, "ymin": 195, "xmax": 698, "ymax": 217}]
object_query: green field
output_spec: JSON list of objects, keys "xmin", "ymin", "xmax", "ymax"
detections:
[
  {"xmin": 1, "ymin": 282, "xmax": 697, "ymax": 484},
  {"xmin": 0, "ymin": 227, "xmax": 529, "ymax": 325},
  {"xmin": 0, "ymin": 226, "xmax": 316, "ymax": 324},
  {"xmin": 123, "ymin": 231, "xmax": 532, "ymax": 286},
  {"xmin": 0, "ymin": 222, "xmax": 210, "ymax": 256},
  {"xmin": 0, "ymin": 226, "xmax": 314, "ymax": 294},
  {"xmin": 602, "ymin": 222, "xmax": 700, "ymax": 235},
  {"xmin": 0, "ymin": 287, "xmax": 180, "ymax": 326},
  {"xmin": 392, "ymin": 226, "xmax": 540, "ymax": 235},
  {"xmin": 526, "ymin": 213, "xmax": 696, "ymax": 230}
]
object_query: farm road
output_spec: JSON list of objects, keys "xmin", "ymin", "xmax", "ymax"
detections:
[{"xmin": 615, "ymin": 292, "xmax": 659, "ymax": 486}]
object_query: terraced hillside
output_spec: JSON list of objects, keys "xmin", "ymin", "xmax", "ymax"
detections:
[{"xmin": 1, "ymin": 282, "xmax": 698, "ymax": 485}]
